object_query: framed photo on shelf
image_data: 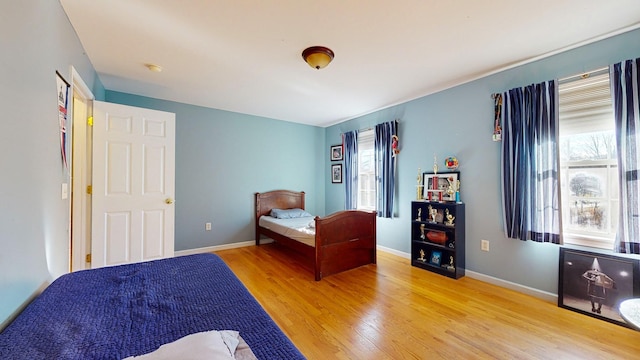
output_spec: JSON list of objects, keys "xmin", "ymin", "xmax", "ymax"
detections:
[
  {"xmin": 423, "ymin": 171, "xmax": 459, "ymax": 201},
  {"xmin": 331, "ymin": 164, "xmax": 342, "ymax": 183},
  {"xmin": 330, "ymin": 144, "xmax": 343, "ymax": 161},
  {"xmin": 558, "ymin": 248, "xmax": 640, "ymax": 328},
  {"xmin": 429, "ymin": 250, "xmax": 442, "ymax": 266}
]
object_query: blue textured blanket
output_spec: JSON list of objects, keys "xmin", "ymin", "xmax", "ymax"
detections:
[{"xmin": 0, "ymin": 254, "xmax": 305, "ymax": 360}]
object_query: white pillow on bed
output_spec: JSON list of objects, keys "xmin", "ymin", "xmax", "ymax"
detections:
[
  {"xmin": 123, "ymin": 330, "xmax": 240, "ymax": 360},
  {"xmin": 270, "ymin": 208, "xmax": 312, "ymax": 219}
]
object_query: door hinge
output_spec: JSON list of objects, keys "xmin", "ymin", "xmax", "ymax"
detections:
[
  {"xmin": 87, "ymin": 185, "xmax": 92, "ymax": 194},
  {"xmin": 87, "ymin": 116, "xmax": 93, "ymax": 127},
  {"xmin": 85, "ymin": 253, "xmax": 92, "ymax": 263}
]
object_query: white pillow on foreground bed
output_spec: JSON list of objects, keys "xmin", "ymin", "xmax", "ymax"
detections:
[{"xmin": 124, "ymin": 330, "xmax": 252, "ymax": 360}]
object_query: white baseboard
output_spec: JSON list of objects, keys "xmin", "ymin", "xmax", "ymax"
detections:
[
  {"xmin": 375, "ymin": 246, "xmax": 557, "ymax": 303},
  {"xmin": 174, "ymin": 239, "xmax": 273, "ymax": 257},
  {"xmin": 377, "ymin": 244, "xmax": 411, "ymax": 259},
  {"xmin": 465, "ymin": 270, "xmax": 557, "ymax": 303}
]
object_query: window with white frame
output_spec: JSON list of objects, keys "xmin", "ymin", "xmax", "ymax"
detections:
[
  {"xmin": 558, "ymin": 69, "xmax": 618, "ymax": 249},
  {"xmin": 357, "ymin": 129, "xmax": 376, "ymax": 211}
]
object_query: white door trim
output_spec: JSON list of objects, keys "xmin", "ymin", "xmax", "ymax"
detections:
[{"xmin": 69, "ymin": 66, "xmax": 94, "ymax": 272}]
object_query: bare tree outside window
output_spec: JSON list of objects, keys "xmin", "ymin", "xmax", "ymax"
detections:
[
  {"xmin": 560, "ymin": 132, "xmax": 616, "ymax": 162},
  {"xmin": 559, "ymin": 130, "xmax": 617, "ymax": 242}
]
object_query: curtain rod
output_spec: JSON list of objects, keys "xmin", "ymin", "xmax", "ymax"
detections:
[
  {"xmin": 490, "ymin": 66, "xmax": 609, "ymax": 98},
  {"xmin": 340, "ymin": 127, "xmax": 372, "ymax": 136},
  {"xmin": 558, "ymin": 66, "xmax": 608, "ymax": 83},
  {"xmin": 340, "ymin": 119, "xmax": 399, "ymax": 136}
]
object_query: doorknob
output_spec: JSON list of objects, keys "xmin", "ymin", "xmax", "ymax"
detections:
[{"xmin": 165, "ymin": 198, "xmax": 174, "ymax": 204}]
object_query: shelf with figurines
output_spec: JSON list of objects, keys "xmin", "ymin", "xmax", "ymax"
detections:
[
  {"xmin": 411, "ymin": 201, "xmax": 465, "ymax": 279},
  {"xmin": 411, "ymin": 156, "xmax": 465, "ymax": 279}
]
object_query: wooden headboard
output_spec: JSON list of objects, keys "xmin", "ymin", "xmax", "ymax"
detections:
[{"xmin": 255, "ymin": 190, "xmax": 306, "ymax": 221}]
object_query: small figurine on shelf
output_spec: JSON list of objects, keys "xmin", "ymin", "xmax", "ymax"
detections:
[
  {"xmin": 416, "ymin": 207, "xmax": 422, "ymax": 221},
  {"xmin": 419, "ymin": 224, "xmax": 426, "ymax": 239},
  {"xmin": 446, "ymin": 182, "xmax": 455, "ymax": 200},
  {"xmin": 418, "ymin": 249, "xmax": 426, "ymax": 262},
  {"xmin": 443, "ymin": 256, "xmax": 455, "ymax": 271},
  {"xmin": 446, "ymin": 176, "xmax": 460, "ymax": 202},
  {"xmin": 444, "ymin": 209, "xmax": 455, "ymax": 227},
  {"xmin": 428, "ymin": 205, "xmax": 437, "ymax": 223}
]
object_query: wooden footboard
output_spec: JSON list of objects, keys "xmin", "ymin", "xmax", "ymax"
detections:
[
  {"xmin": 314, "ymin": 210, "xmax": 377, "ymax": 281},
  {"xmin": 255, "ymin": 190, "xmax": 377, "ymax": 281}
]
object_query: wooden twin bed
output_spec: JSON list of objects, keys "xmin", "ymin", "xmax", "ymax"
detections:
[{"xmin": 255, "ymin": 190, "xmax": 377, "ymax": 281}]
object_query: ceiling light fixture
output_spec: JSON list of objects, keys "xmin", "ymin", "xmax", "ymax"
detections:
[
  {"xmin": 302, "ymin": 46, "xmax": 334, "ymax": 70},
  {"xmin": 145, "ymin": 63, "xmax": 163, "ymax": 73}
]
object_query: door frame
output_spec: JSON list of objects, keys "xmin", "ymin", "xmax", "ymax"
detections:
[{"xmin": 69, "ymin": 66, "xmax": 94, "ymax": 272}]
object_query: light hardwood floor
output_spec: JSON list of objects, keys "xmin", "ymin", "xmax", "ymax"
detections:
[{"xmin": 215, "ymin": 244, "xmax": 640, "ymax": 359}]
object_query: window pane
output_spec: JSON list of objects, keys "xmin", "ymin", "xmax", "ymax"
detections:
[
  {"xmin": 560, "ymin": 131, "xmax": 615, "ymax": 162},
  {"xmin": 357, "ymin": 129, "xmax": 376, "ymax": 211},
  {"xmin": 361, "ymin": 151, "xmax": 373, "ymax": 172},
  {"xmin": 567, "ymin": 168, "xmax": 607, "ymax": 197},
  {"xmin": 566, "ymin": 199, "xmax": 609, "ymax": 232}
]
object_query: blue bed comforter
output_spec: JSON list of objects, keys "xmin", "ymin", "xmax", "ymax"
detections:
[{"xmin": 0, "ymin": 253, "xmax": 305, "ymax": 360}]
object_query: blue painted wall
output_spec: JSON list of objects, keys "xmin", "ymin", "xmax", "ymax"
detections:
[
  {"xmin": 325, "ymin": 29, "xmax": 640, "ymax": 294},
  {"xmin": 105, "ymin": 92, "xmax": 326, "ymax": 251},
  {"xmin": 0, "ymin": 0, "xmax": 103, "ymax": 325}
]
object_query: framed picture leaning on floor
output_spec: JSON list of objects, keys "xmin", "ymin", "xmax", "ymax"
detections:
[{"xmin": 558, "ymin": 247, "xmax": 640, "ymax": 328}]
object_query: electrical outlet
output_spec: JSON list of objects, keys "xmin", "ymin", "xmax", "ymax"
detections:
[
  {"xmin": 205, "ymin": 222, "xmax": 212, "ymax": 231},
  {"xmin": 481, "ymin": 239, "xmax": 490, "ymax": 252}
]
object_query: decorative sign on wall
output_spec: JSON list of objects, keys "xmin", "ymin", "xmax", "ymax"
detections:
[
  {"xmin": 492, "ymin": 93, "xmax": 502, "ymax": 142},
  {"xmin": 392, "ymin": 135, "xmax": 400, "ymax": 156},
  {"xmin": 56, "ymin": 71, "xmax": 70, "ymax": 170}
]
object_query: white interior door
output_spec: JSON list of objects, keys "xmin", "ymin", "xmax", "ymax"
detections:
[{"xmin": 91, "ymin": 101, "xmax": 175, "ymax": 268}]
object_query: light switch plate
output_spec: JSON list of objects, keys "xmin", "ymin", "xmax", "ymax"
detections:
[{"xmin": 481, "ymin": 239, "xmax": 490, "ymax": 252}]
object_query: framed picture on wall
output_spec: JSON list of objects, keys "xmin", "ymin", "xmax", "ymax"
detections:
[
  {"xmin": 558, "ymin": 247, "xmax": 640, "ymax": 328},
  {"xmin": 331, "ymin": 164, "xmax": 342, "ymax": 183},
  {"xmin": 330, "ymin": 144, "xmax": 343, "ymax": 161}
]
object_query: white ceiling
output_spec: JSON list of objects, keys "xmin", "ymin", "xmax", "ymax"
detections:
[{"xmin": 60, "ymin": 0, "xmax": 640, "ymax": 127}]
